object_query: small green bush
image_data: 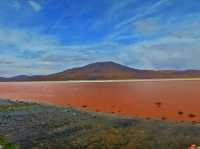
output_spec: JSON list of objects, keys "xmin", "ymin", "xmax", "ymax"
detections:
[{"xmin": 0, "ymin": 137, "xmax": 20, "ymax": 149}]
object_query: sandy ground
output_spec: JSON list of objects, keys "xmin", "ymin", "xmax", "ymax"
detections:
[{"xmin": 0, "ymin": 98, "xmax": 200, "ymax": 149}]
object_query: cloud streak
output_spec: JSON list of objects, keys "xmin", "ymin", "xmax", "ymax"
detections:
[{"xmin": 28, "ymin": 0, "xmax": 42, "ymax": 12}]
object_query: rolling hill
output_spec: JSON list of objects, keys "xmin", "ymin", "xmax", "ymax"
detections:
[{"xmin": 1, "ymin": 61, "xmax": 200, "ymax": 81}]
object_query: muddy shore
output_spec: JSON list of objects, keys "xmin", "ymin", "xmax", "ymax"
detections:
[{"xmin": 0, "ymin": 98, "xmax": 200, "ymax": 149}]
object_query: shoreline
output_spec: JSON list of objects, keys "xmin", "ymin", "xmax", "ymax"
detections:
[{"xmin": 1, "ymin": 78, "xmax": 200, "ymax": 84}]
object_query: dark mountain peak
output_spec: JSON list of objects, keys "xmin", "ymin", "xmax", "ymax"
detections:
[
  {"xmin": 76, "ymin": 61, "xmax": 135, "ymax": 72},
  {"xmin": 11, "ymin": 75, "xmax": 30, "ymax": 79},
  {"xmin": 85, "ymin": 61, "xmax": 126, "ymax": 67},
  {"xmin": 0, "ymin": 77, "xmax": 7, "ymax": 81},
  {"xmin": 87, "ymin": 61, "xmax": 120, "ymax": 66}
]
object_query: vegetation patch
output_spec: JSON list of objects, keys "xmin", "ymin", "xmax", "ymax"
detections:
[
  {"xmin": 0, "ymin": 102, "xmax": 37, "ymax": 111},
  {"xmin": 0, "ymin": 137, "xmax": 20, "ymax": 149}
]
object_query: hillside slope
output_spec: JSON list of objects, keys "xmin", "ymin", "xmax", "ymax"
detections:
[{"xmin": 1, "ymin": 61, "xmax": 200, "ymax": 81}]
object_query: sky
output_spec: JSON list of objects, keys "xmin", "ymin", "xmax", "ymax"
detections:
[{"xmin": 0, "ymin": 0, "xmax": 200, "ymax": 77}]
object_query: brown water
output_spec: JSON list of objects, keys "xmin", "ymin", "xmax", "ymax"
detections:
[{"xmin": 0, "ymin": 80, "xmax": 199, "ymax": 122}]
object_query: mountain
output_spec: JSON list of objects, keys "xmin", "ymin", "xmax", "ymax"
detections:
[
  {"xmin": 1, "ymin": 61, "xmax": 200, "ymax": 81},
  {"xmin": 10, "ymin": 75, "xmax": 30, "ymax": 80},
  {"xmin": 0, "ymin": 77, "xmax": 8, "ymax": 81}
]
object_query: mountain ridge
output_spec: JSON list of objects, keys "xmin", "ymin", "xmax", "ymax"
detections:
[{"xmin": 1, "ymin": 61, "xmax": 200, "ymax": 81}]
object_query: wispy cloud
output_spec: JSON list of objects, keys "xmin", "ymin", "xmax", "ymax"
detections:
[
  {"xmin": 0, "ymin": 0, "xmax": 200, "ymax": 76},
  {"xmin": 134, "ymin": 17, "xmax": 161, "ymax": 34},
  {"xmin": 0, "ymin": 28, "xmax": 58, "ymax": 53},
  {"xmin": 118, "ymin": 34, "xmax": 200, "ymax": 70},
  {"xmin": 149, "ymin": 0, "xmax": 170, "ymax": 12},
  {"xmin": 113, "ymin": 0, "xmax": 171, "ymax": 31},
  {"xmin": 0, "ymin": 27, "xmax": 119, "ymax": 76},
  {"xmin": 0, "ymin": 60, "xmax": 15, "ymax": 65},
  {"xmin": 28, "ymin": 0, "xmax": 42, "ymax": 12},
  {"xmin": 103, "ymin": 1, "xmax": 169, "ymax": 42}
]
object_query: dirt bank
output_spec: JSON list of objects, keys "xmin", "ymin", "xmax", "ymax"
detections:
[{"xmin": 0, "ymin": 98, "xmax": 200, "ymax": 149}]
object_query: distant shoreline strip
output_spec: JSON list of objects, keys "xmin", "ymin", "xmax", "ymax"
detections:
[{"xmin": 0, "ymin": 78, "xmax": 200, "ymax": 84}]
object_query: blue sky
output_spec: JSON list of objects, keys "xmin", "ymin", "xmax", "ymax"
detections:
[{"xmin": 0, "ymin": 0, "xmax": 200, "ymax": 76}]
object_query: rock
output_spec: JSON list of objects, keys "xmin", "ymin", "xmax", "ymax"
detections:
[
  {"xmin": 64, "ymin": 109, "xmax": 69, "ymax": 113},
  {"xmin": 0, "ymin": 145, "xmax": 3, "ymax": 149},
  {"xmin": 112, "ymin": 118, "xmax": 138, "ymax": 127}
]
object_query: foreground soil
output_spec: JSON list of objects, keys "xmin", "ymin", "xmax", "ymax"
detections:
[{"xmin": 0, "ymin": 99, "xmax": 200, "ymax": 149}]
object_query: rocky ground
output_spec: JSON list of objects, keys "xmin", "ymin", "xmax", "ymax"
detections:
[{"xmin": 0, "ymin": 98, "xmax": 200, "ymax": 149}]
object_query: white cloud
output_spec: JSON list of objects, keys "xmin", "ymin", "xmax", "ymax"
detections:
[
  {"xmin": 28, "ymin": 0, "xmax": 42, "ymax": 12},
  {"xmin": 117, "ymin": 35, "xmax": 200, "ymax": 70},
  {"xmin": 103, "ymin": 0, "xmax": 171, "ymax": 42},
  {"xmin": 0, "ymin": 28, "xmax": 59, "ymax": 53},
  {"xmin": 0, "ymin": 27, "xmax": 119, "ymax": 77},
  {"xmin": 0, "ymin": 27, "xmax": 65, "ymax": 76},
  {"xmin": 134, "ymin": 18, "xmax": 160, "ymax": 34},
  {"xmin": 149, "ymin": 0, "xmax": 170, "ymax": 12},
  {"xmin": 114, "ymin": 0, "xmax": 171, "ymax": 31},
  {"xmin": 1, "ymin": 26, "xmax": 200, "ymax": 77}
]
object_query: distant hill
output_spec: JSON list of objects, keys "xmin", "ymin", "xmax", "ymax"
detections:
[
  {"xmin": 1, "ymin": 61, "xmax": 200, "ymax": 81},
  {"xmin": 0, "ymin": 77, "xmax": 8, "ymax": 81}
]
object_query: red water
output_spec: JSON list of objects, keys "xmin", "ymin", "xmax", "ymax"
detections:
[{"xmin": 0, "ymin": 80, "xmax": 199, "ymax": 122}]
